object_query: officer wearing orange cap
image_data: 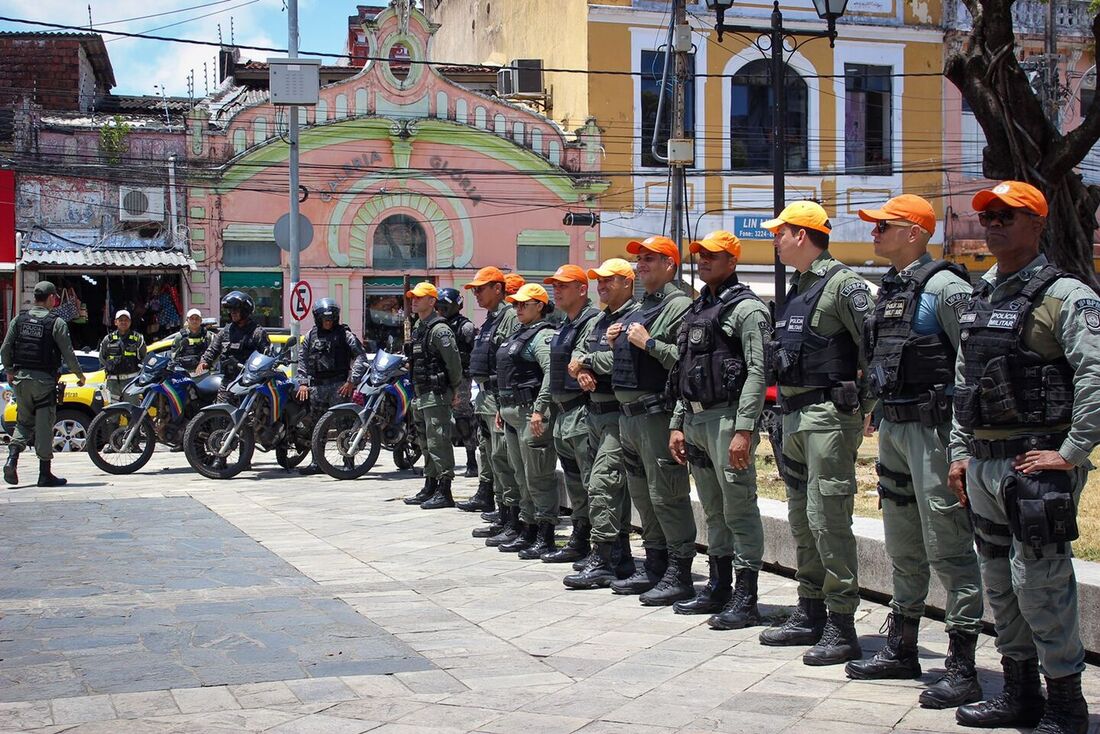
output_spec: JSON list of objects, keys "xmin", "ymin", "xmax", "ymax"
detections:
[
  {"xmin": 666, "ymin": 230, "xmax": 771, "ymax": 630},
  {"xmin": 494, "ymin": 283, "xmax": 560, "ymax": 558},
  {"xmin": 400, "ymin": 282, "xmax": 464, "ymax": 509},
  {"xmin": 759, "ymin": 201, "xmax": 874, "ymax": 666},
  {"xmin": 564, "ymin": 258, "xmax": 640, "ymax": 589},
  {"xmin": 607, "ymin": 236, "xmax": 697, "ymax": 606},
  {"xmin": 505, "ymin": 273, "xmax": 526, "ymax": 296},
  {"xmin": 947, "ymin": 181, "xmax": 1099, "ymax": 733},
  {"xmin": 541, "ymin": 265, "xmax": 602, "ymax": 563},
  {"xmin": 845, "ymin": 195, "xmax": 984, "ymax": 710},
  {"xmin": 464, "ymin": 267, "xmax": 523, "ymax": 545}
]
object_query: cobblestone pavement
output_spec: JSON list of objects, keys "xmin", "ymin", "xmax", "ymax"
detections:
[{"xmin": 0, "ymin": 451, "xmax": 1097, "ymax": 733}]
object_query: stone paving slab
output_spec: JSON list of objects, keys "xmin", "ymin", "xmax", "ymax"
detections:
[{"xmin": 0, "ymin": 452, "xmax": 1098, "ymax": 733}]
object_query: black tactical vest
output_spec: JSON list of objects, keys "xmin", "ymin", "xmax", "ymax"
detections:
[
  {"xmin": 584, "ymin": 309, "xmax": 619, "ymax": 395},
  {"xmin": 447, "ymin": 314, "xmax": 475, "ymax": 377},
  {"xmin": 408, "ymin": 315, "xmax": 451, "ymax": 395},
  {"xmin": 308, "ymin": 325, "xmax": 353, "ymax": 382},
  {"xmin": 223, "ymin": 320, "xmax": 265, "ymax": 365},
  {"xmin": 612, "ymin": 294, "xmax": 686, "ymax": 393},
  {"xmin": 175, "ymin": 329, "xmax": 209, "ymax": 370},
  {"xmin": 866, "ymin": 260, "xmax": 968, "ymax": 400},
  {"xmin": 549, "ymin": 307, "xmax": 600, "ymax": 394},
  {"xmin": 469, "ymin": 308, "xmax": 501, "ymax": 381},
  {"xmin": 953, "ymin": 265, "xmax": 1074, "ymax": 430},
  {"xmin": 104, "ymin": 331, "xmax": 143, "ymax": 375},
  {"xmin": 10, "ymin": 311, "xmax": 61, "ymax": 374},
  {"xmin": 496, "ymin": 321, "xmax": 553, "ymax": 393},
  {"xmin": 675, "ymin": 281, "xmax": 760, "ymax": 407},
  {"xmin": 772, "ymin": 264, "xmax": 859, "ymax": 387}
]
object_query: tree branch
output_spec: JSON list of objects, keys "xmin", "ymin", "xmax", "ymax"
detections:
[{"xmin": 1045, "ymin": 12, "xmax": 1100, "ymax": 180}]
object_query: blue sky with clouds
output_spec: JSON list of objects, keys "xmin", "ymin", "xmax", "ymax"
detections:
[{"xmin": 0, "ymin": 0, "xmax": 386, "ymax": 96}]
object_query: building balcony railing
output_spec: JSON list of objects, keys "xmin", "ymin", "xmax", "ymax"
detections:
[{"xmin": 944, "ymin": 0, "xmax": 1094, "ymax": 36}]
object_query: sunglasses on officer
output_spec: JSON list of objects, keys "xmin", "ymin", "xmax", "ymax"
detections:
[
  {"xmin": 873, "ymin": 220, "xmax": 913, "ymax": 234},
  {"xmin": 978, "ymin": 208, "xmax": 1034, "ymax": 227}
]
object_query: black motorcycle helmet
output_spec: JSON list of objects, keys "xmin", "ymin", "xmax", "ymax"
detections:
[
  {"xmin": 435, "ymin": 287, "xmax": 463, "ymax": 319},
  {"xmin": 313, "ymin": 297, "xmax": 340, "ymax": 325},
  {"xmin": 221, "ymin": 290, "xmax": 254, "ymax": 319}
]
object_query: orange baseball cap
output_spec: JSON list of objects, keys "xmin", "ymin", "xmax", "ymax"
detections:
[
  {"xmin": 406, "ymin": 281, "xmax": 438, "ymax": 299},
  {"xmin": 506, "ymin": 283, "xmax": 550, "ymax": 304},
  {"xmin": 587, "ymin": 258, "xmax": 636, "ymax": 280},
  {"xmin": 626, "ymin": 235, "xmax": 681, "ymax": 266},
  {"xmin": 762, "ymin": 201, "xmax": 832, "ymax": 235},
  {"xmin": 690, "ymin": 230, "xmax": 742, "ymax": 259},
  {"xmin": 543, "ymin": 264, "xmax": 589, "ymax": 285},
  {"xmin": 858, "ymin": 194, "xmax": 937, "ymax": 235},
  {"xmin": 463, "ymin": 266, "xmax": 507, "ymax": 289},
  {"xmin": 504, "ymin": 273, "xmax": 526, "ymax": 295},
  {"xmin": 971, "ymin": 181, "xmax": 1049, "ymax": 217}
]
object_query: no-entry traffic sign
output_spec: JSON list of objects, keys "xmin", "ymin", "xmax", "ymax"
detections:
[{"xmin": 290, "ymin": 280, "xmax": 313, "ymax": 321}]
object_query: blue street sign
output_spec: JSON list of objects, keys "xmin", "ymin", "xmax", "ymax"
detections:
[{"xmin": 734, "ymin": 215, "xmax": 773, "ymax": 241}]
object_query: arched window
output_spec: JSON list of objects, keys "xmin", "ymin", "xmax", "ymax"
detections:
[
  {"xmin": 373, "ymin": 214, "xmax": 427, "ymax": 270},
  {"xmin": 730, "ymin": 60, "xmax": 808, "ymax": 172}
]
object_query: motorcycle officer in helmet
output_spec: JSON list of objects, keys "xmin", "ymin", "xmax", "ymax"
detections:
[
  {"xmin": 197, "ymin": 290, "xmax": 270, "ymax": 403},
  {"xmin": 296, "ymin": 297, "xmax": 365, "ymax": 475},
  {"xmin": 435, "ymin": 288, "xmax": 481, "ymax": 482}
]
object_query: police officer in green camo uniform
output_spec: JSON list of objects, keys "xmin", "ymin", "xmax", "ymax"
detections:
[
  {"xmin": 947, "ymin": 181, "xmax": 1099, "ymax": 734},
  {"xmin": 464, "ymin": 267, "xmax": 523, "ymax": 545},
  {"xmin": 563, "ymin": 258, "xmax": 640, "ymax": 589},
  {"xmin": 99, "ymin": 309, "xmax": 147, "ymax": 404},
  {"xmin": 844, "ymin": 195, "xmax": 984, "ymax": 710},
  {"xmin": 435, "ymin": 289, "xmax": 482, "ymax": 482},
  {"xmin": 400, "ymin": 282, "xmax": 464, "ymax": 510},
  {"xmin": 494, "ymin": 283, "xmax": 560, "ymax": 558},
  {"xmin": 667, "ymin": 230, "xmax": 770, "ymax": 631},
  {"xmin": 610, "ymin": 236, "xmax": 697, "ymax": 606},
  {"xmin": 759, "ymin": 201, "xmax": 873, "ymax": 666},
  {"xmin": 2, "ymin": 281, "xmax": 87, "ymax": 488},
  {"xmin": 540, "ymin": 264, "xmax": 601, "ymax": 564},
  {"xmin": 171, "ymin": 308, "xmax": 211, "ymax": 373}
]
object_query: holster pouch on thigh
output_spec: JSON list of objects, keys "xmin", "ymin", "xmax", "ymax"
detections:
[
  {"xmin": 685, "ymin": 442, "xmax": 713, "ymax": 469},
  {"xmin": 779, "ymin": 455, "xmax": 807, "ymax": 484},
  {"xmin": 1003, "ymin": 469, "xmax": 1078, "ymax": 557},
  {"xmin": 622, "ymin": 447, "xmax": 645, "ymax": 478},
  {"xmin": 875, "ymin": 461, "xmax": 913, "ymax": 506},
  {"xmin": 560, "ymin": 453, "xmax": 580, "ymax": 476}
]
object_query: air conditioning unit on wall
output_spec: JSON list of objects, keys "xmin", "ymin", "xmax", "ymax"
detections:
[
  {"xmin": 497, "ymin": 59, "xmax": 543, "ymax": 97},
  {"xmin": 118, "ymin": 186, "xmax": 166, "ymax": 222}
]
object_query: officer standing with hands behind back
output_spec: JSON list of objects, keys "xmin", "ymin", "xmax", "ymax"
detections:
[
  {"xmin": 99, "ymin": 310, "xmax": 146, "ymax": 404},
  {"xmin": 948, "ymin": 181, "xmax": 1100, "ymax": 734},
  {"xmin": 2, "ymin": 281, "xmax": 86, "ymax": 487},
  {"xmin": 172, "ymin": 308, "xmax": 211, "ymax": 373}
]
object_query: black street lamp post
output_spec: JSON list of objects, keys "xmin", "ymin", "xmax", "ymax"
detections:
[{"xmin": 705, "ymin": 0, "xmax": 848, "ymax": 306}]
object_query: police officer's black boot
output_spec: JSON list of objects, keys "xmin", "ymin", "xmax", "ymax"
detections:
[
  {"xmin": 298, "ymin": 461, "xmax": 323, "ymax": 476},
  {"xmin": 481, "ymin": 509, "xmax": 500, "ymax": 522},
  {"xmin": 499, "ymin": 516, "xmax": 537, "ymax": 553},
  {"xmin": 403, "ymin": 477, "xmax": 437, "ymax": 505},
  {"xmin": 919, "ymin": 630, "xmax": 983, "ymax": 709},
  {"xmin": 519, "ymin": 521, "xmax": 557, "ymax": 560},
  {"xmin": 956, "ymin": 656, "xmax": 1045, "ymax": 728},
  {"xmin": 845, "ymin": 613, "xmax": 921, "ymax": 680},
  {"xmin": 639, "ymin": 554, "xmax": 696, "ymax": 606},
  {"xmin": 3, "ymin": 445, "xmax": 21, "ymax": 485},
  {"xmin": 803, "ymin": 612, "xmax": 861, "ymax": 666},
  {"xmin": 759, "ymin": 597, "xmax": 827, "ymax": 646},
  {"xmin": 457, "ymin": 480, "xmax": 494, "ymax": 513},
  {"xmin": 420, "ymin": 476, "xmax": 455, "ymax": 510},
  {"xmin": 674, "ymin": 555, "xmax": 732, "ymax": 615},
  {"xmin": 472, "ymin": 520, "xmax": 503, "ymax": 538},
  {"xmin": 1032, "ymin": 674, "xmax": 1088, "ymax": 734},
  {"xmin": 463, "ymin": 448, "xmax": 478, "ymax": 478},
  {"xmin": 563, "ymin": 541, "xmax": 618, "ymax": 590},
  {"xmin": 541, "ymin": 518, "xmax": 590, "ymax": 563},
  {"xmin": 708, "ymin": 568, "xmax": 762, "ymax": 630},
  {"xmin": 615, "ymin": 532, "xmax": 637, "ymax": 579},
  {"xmin": 571, "ymin": 549, "xmax": 595, "ymax": 572},
  {"xmin": 611, "ymin": 548, "xmax": 667, "ymax": 595},
  {"xmin": 485, "ymin": 505, "xmax": 520, "ymax": 547},
  {"xmin": 37, "ymin": 461, "xmax": 67, "ymax": 487}
]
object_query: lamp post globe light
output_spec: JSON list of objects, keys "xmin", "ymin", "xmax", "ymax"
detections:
[{"xmin": 705, "ymin": 0, "xmax": 848, "ymax": 304}]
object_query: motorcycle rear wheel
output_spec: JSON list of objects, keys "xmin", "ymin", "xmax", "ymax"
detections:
[
  {"xmin": 184, "ymin": 412, "xmax": 256, "ymax": 480},
  {"xmin": 311, "ymin": 408, "xmax": 381, "ymax": 480},
  {"xmin": 86, "ymin": 411, "xmax": 157, "ymax": 475}
]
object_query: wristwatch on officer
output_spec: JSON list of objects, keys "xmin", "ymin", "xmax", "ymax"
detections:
[{"xmin": 644, "ymin": 337, "xmax": 657, "ymax": 353}]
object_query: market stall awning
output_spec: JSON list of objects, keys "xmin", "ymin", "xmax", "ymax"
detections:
[{"xmin": 18, "ymin": 228, "xmax": 196, "ymax": 270}]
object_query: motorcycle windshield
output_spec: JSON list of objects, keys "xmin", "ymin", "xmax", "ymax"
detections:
[
  {"xmin": 239, "ymin": 351, "xmax": 276, "ymax": 386},
  {"xmin": 136, "ymin": 354, "xmax": 171, "ymax": 386},
  {"xmin": 368, "ymin": 350, "xmax": 405, "ymax": 385}
]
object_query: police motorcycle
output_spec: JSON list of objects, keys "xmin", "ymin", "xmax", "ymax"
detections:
[
  {"xmin": 86, "ymin": 353, "xmax": 222, "ymax": 474},
  {"xmin": 183, "ymin": 338, "xmax": 311, "ymax": 479},
  {"xmin": 310, "ymin": 347, "xmax": 421, "ymax": 480}
]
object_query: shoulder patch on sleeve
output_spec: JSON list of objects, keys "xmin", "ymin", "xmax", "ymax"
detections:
[
  {"xmin": 839, "ymin": 279, "xmax": 871, "ymax": 298},
  {"xmin": 1074, "ymin": 297, "xmax": 1100, "ymax": 310},
  {"xmin": 1078, "ymin": 299, "xmax": 1100, "ymax": 333}
]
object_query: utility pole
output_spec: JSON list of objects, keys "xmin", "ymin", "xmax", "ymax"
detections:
[
  {"xmin": 287, "ymin": 0, "xmax": 302, "ymax": 352},
  {"xmin": 1045, "ymin": 0, "xmax": 1060, "ymax": 126},
  {"xmin": 670, "ymin": 0, "xmax": 689, "ymax": 273}
]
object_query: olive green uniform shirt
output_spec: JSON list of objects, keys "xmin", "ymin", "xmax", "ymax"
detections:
[
  {"xmin": 1, "ymin": 306, "xmax": 84, "ymax": 382},
  {"xmin": 411, "ymin": 316, "xmax": 464, "ymax": 408},
  {"xmin": 610, "ymin": 282, "xmax": 691, "ymax": 405}
]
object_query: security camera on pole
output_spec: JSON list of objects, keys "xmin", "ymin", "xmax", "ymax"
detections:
[{"xmin": 268, "ymin": 0, "xmax": 321, "ymax": 373}]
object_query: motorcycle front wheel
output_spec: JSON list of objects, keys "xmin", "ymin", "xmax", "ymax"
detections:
[
  {"xmin": 86, "ymin": 411, "xmax": 157, "ymax": 475},
  {"xmin": 311, "ymin": 408, "xmax": 381, "ymax": 480},
  {"xmin": 183, "ymin": 412, "xmax": 255, "ymax": 480}
]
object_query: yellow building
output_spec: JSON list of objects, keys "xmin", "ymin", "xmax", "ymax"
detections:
[{"xmin": 426, "ymin": 0, "xmax": 946, "ymax": 295}]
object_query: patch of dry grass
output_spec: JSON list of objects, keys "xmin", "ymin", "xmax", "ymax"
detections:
[{"xmin": 754, "ymin": 437, "xmax": 1100, "ymax": 561}]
